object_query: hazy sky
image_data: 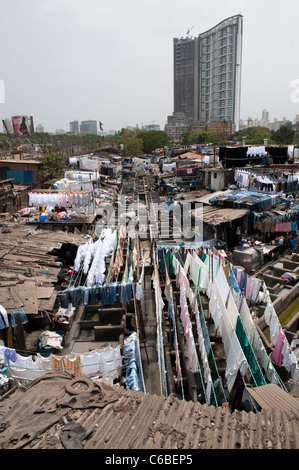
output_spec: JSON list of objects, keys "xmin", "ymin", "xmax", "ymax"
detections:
[{"xmin": 0, "ymin": 0, "xmax": 298, "ymax": 133}]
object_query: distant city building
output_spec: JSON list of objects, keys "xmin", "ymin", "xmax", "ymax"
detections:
[
  {"xmin": 262, "ymin": 109, "xmax": 269, "ymax": 122},
  {"xmin": 191, "ymin": 120, "xmax": 234, "ymax": 135},
  {"xmin": 80, "ymin": 120, "xmax": 97, "ymax": 134},
  {"xmin": 55, "ymin": 129, "xmax": 65, "ymax": 135},
  {"xmin": 293, "ymin": 117, "xmax": 299, "ymax": 133},
  {"xmin": 70, "ymin": 120, "xmax": 79, "ymax": 133},
  {"xmin": 241, "ymin": 112, "xmax": 293, "ymax": 132},
  {"xmin": 35, "ymin": 124, "xmax": 44, "ymax": 133},
  {"xmin": 267, "ymin": 118, "xmax": 292, "ymax": 132},
  {"xmin": 142, "ymin": 124, "xmax": 160, "ymax": 131},
  {"xmin": 238, "ymin": 119, "xmax": 247, "ymax": 131},
  {"xmin": 164, "ymin": 112, "xmax": 193, "ymax": 140},
  {"xmin": 247, "ymin": 118, "xmax": 260, "ymax": 128},
  {"xmin": 167, "ymin": 14, "xmax": 243, "ymax": 137}
]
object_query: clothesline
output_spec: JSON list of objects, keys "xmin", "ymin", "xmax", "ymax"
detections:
[
  {"xmin": 157, "ymin": 244, "xmax": 297, "ymax": 392},
  {"xmin": 180, "ymin": 280, "xmax": 211, "ymax": 403},
  {"xmin": 28, "ymin": 189, "xmax": 93, "ymax": 194},
  {"xmin": 169, "ymin": 250, "xmax": 262, "ymax": 403},
  {"xmin": 180, "ymin": 252, "xmax": 264, "ymax": 408},
  {"xmin": 57, "ymin": 229, "xmax": 145, "ymax": 309},
  {"xmin": 0, "ymin": 306, "xmax": 28, "ymax": 331},
  {"xmin": 29, "ymin": 191, "xmax": 94, "ymax": 209},
  {"xmin": 159, "ymin": 249, "xmax": 227, "ymax": 406},
  {"xmin": 246, "ymin": 146, "xmax": 267, "ymax": 157},
  {"xmin": 0, "ymin": 344, "xmax": 122, "ymax": 384},
  {"xmin": 179, "ymin": 255, "xmax": 260, "ymax": 393},
  {"xmin": 164, "ymin": 265, "xmax": 185, "ymax": 400},
  {"xmin": 152, "ymin": 251, "xmax": 168, "ymax": 396},
  {"xmin": 56, "ymin": 280, "xmax": 144, "ymax": 309},
  {"xmin": 56, "ymin": 226, "xmax": 146, "ymax": 309},
  {"xmin": 180, "ymin": 251, "xmax": 286, "ymax": 408},
  {"xmin": 253, "ymin": 211, "xmax": 299, "ymax": 233},
  {"xmin": 193, "ymin": 247, "xmax": 298, "ymax": 384},
  {"xmin": 123, "ymin": 332, "xmax": 146, "ymax": 393}
]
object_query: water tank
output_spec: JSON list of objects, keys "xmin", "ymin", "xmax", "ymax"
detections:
[{"xmin": 232, "ymin": 247, "xmax": 263, "ymax": 274}]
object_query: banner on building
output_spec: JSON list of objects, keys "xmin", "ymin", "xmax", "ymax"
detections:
[{"xmin": 12, "ymin": 115, "xmax": 30, "ymax": 137}]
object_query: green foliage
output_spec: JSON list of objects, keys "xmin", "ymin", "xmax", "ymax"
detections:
[
  {"xmin": 137, "ymin": 130, "xmax": 171, "ymax": 153},
  {"xmin": 38, "ymin": 146, "xmax": 66, "ymax": 181},
  {"xmin": 118, "ymin": 129, "xmax": 144, "ymax": 157},
  {"xmin": 195, "ymin": 130, "xmax": 218, "ymax": 144},
  {"xmin": 180, "ymin": 121, "xmax": 232, "ymax": 146},
  {"xmin": 271, "ymin": 126, "xmax": 295, "ymax": 145},
  {"xmin": 233, "ymin": 125, "xmax": 294, "ymax": 146},
  {"xmin": 180, "ymin": 130, "xmax": 219, "ymax": 145},
  {"xmin": 232, "ymin": 126, "xmax": 273, "ymax": 145},
  {"xmin": 116, "ymin": 128, "xmax": 172, "ymax": 155},
  {"xmin": 180, "ymin": 132, "xmax": 191, "ymax": 144}
]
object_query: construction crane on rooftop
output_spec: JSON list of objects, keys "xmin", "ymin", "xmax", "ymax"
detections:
[{"xmin": 186, "ymin": 26, "xmax": 194, "ymax": 37}]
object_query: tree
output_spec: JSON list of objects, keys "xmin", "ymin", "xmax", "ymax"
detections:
[
  {"xmin": 271, "ymin": 126, "xmax": 295, "ymax": 145},
  {"xmin": 137, "ymin": 130, "xmax": 171, "ymax": 153},
  {"xmin": 232, "ymin": 126, "xmax": 273, "ymax": 145},
  {"xmin": 180, "ymin": 132, "xmax": 191, "ymax": 145},
  {"xmin": 38, "ymin": 146, "xmax": 66, "ymax": 181},
  {"xmin": 118, "ymin": 129, "xmax": 144, "ymax": 157},
  {"xmin": 196, "ymin": 131, "xmax": 218, "ymax": 144},
  {"xmin": 182, "ymin": 129, "xmax": 218, "ymax": 144}
]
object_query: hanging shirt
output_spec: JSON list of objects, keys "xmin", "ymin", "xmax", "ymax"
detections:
[
  {"xmin": 135, "ymin": 283, "xmax": 144, "ymax": 301},
  {"xmin": 272, "ymin": 328, "xmax": 285, "ymax": 367},
  {"xmin": 80, "ymin": 350, "xmax": 101, "ymax": 377},
  {"xmin": 0, "ymin": 305, "xmax": 9, "ymax": 330},
  {"xmin": 184, "ymin": 252, "xmax": 192, "ymax": 274},
  {"xmin": 245, "ymin": 277, "xmax": 255, "ymax": 301},
  {"xmin": 226, "ymin": 292, "xmax": 239, "ymax": 329},
  {"xmin": 215, "ymin": 265, "xmax": 230, "ymax": 304},
  {"xmin": 10, "ymin": 308, "xmax": 28, "ymax": 328},
  {"xmin": 178, "ymin": 265, "xmax": 190, "ymax": 289},
  {"xmin": 251, "ymin": 278, "xmax": 261, "ymax": 303}
]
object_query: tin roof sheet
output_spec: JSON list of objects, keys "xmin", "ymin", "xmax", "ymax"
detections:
[{"xmin": 0, "ymin": 372, "xmax": 298, "ymax": 450}]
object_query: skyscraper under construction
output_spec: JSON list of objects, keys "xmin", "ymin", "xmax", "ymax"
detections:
[{"xmin": 172, "ymin": 14, "xmax": 243, "ymax": 133}]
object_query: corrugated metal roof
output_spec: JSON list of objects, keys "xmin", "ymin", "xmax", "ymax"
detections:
[
  {"xmin": 0, "ymin": 372, "xmax": 298, "ymax": 450},
  {"xmin": 245, "ymin": 384, "xmax": 299, "ymax": 413},
  {"xmin": 191, "ymin": 190, "xmax": 226, "ymax": 205},
  {"xmin": 193, "ymin": 206, "xmax": 249, "ymax": 225},
  {"xmin": 0, "ymin": 222, "xmax": 86, "ymax": 313},
  {"xmin": 74, "ymin": 388, "xmax": 299, "ymax": 450}
]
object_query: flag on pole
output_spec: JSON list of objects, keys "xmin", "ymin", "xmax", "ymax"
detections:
[{"xmin": 99, "ymin": 122, "xmax": 103, "ymax": 131}]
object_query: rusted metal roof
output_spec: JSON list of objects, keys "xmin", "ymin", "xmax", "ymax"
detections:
[
  {"xmin": 192, "ymin": 206, "xmax": 249, "ymax": 226},
  {"xmin": 0, "ymin": 372, "xmax": 298, "ymax": 450},
  {"xmin": 245, "ymin": 383, "xmax": 299, "ymax": 413},
  {"xmin": 0, "ymin": 221, "xmax": 86, "ymax": 313}
]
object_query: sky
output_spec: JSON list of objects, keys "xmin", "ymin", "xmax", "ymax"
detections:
[{"xmin": 0, "ymin": 0, "xmax": 298, "ymax": 134}]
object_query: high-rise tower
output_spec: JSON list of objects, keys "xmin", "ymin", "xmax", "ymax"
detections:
[{"xmin": 172, "ymin": 15, "xmax": 243, "ymax": 132}]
